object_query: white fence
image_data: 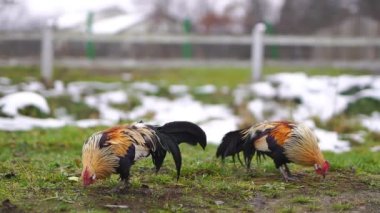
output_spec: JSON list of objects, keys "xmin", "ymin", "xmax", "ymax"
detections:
[{"xmin": 1, "ymin": 24, "xmax": 380, "ymax": 82}]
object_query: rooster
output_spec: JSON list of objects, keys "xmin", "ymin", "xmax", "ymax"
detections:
[
  {"xmin": 81, "ymin": 121, "xmax": 207, "ymax": 190},
  {"xmin": 216, "ymin": 121, "xmax": 330, "ymax": 181}
]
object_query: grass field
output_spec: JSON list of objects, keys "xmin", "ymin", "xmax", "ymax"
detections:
[{"xmin": 0, "ymin": 66, "xmax": 380, "ymax": 212}]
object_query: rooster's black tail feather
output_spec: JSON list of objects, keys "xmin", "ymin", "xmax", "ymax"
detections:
[
  {"xmin": 152, "ymin": 121, "xmax": 207, "ymax": 180},
  {"xmin": 216, "ymin": 128, "xmax": 256, "ymax": 169}
]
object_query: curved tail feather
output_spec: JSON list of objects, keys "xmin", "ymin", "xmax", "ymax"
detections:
[
  {"xmin": 152, "ymin": 121, "xmax": 207, "ymax": 180},
  {"xmin": 216, "ymin": 129, "xmax": 246, "ymax": 160},
  {"xmin": 157, "ymin": 121, "xmax": 207, "ymax": 149},
  {"xmin": 216, "ymin": 128, "xmax": 256, "ymax": 169}
]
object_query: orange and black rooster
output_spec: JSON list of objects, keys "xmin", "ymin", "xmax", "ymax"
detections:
[
  {"xmin": 81, "ymin": 121, "xmax": 207, "ymax": 190},
  {"xmin": 216, "ymin": 121, "xmax": 330, "ymax": 181}
]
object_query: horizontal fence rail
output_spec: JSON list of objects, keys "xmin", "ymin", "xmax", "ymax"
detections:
[
  {"xmin": 1, "ymin": 58, "xmax": 380, "ymax": 71},
  {"xmin": 1, "ymin": 28, "xmax": 380, "ymax": 83},
  {"xmin": 1, "ymin": 33, "xmax": 380, "ymax": 47}
]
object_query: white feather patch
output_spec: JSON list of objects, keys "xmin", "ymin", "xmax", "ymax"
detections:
[
  {"xmin": 134, "ymin": 144, "xmax": 150, "ymax": 161},
  {"xmin": 254, "ymin": 136, "xmax": 270, "ymax": 152}
]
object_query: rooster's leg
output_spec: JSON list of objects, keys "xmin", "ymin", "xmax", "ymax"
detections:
[
  {"xmin": 237, "ymin": 153, "xmax": 244, "ymax": 167},
  {"xmin": 232, "ymin": 153, "xmax": 244, "ymax": 167},
  {"xmin": 111, "ymin": 180, "xmax": 130, "ymax": 193},
  {"xmin": 111, "ymin": 156, "xmax": 134, "ymax": 193},
  {"xmin": 279, "ymin": 165, "xmax": 297, "ymax": 182},
  {"xmin": 284, "ymin": 164, "xmax": 292, "ymax": 176}
]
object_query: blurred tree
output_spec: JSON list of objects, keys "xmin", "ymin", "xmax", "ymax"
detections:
[
  {"xmin": 243, "ymin": 0, "xmax": 264, "ymax": 33},
  {"xmin": 0, "ymin": 0, "xmax": 42, "ymax": 32},
  {"xmin": 360, "ymin": 0, "xmax": 380, "ymax": 21},
  {"xmin": 276, "ymin": 0, "xmax": 348, "ymax": 34},
  {"xmin": 276, "ymin": 0, "xmax": 380, "ymax": 35}
]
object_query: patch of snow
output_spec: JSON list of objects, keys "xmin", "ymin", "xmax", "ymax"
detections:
[
  {"xmin": 128, "ymin": 95, "xmax": 239, "ymax": 143},
  {"xmin": 98, "ymin": 105, "xmax": 126, "ymax": 122},
  {"xmin": 130, "ymin": 82, "xmax": 159, "ymax": 94},
  {"xmin": 55, "ymin": 12, "xmax": 86, "ymax": 29},
  {"xmin": 0, "ymin": 77, "xmax": 11, "ymax": 85},
  {"xmin": 250, "ymin": 82, "xmax": 276, "ymax": 99},
  {"xmin": 314, "ymin": 128, "xmax": 350, "ymax": 153},
  {"xmin": 355, "ymin": 88, "xmax": 380, "ymax": 100},
  {"xmin": 247, "ymin": 99, "xmax": 291, "ymax": 121},
  {"xmin": 21, "ymin": 81, "xmax": 46, "ymax": 92},
  {"xmin": 0, "ymin": 116, "xmax": 65, "ymax": 131},
  {"xmin": 370, "ymin": 146, "xmax": 380, "ymax": 152},
  {"xmin": 195, "ymin": 85, "xmax": 217, "ymax": 94},
  {"xmin": 293, "ymin": 91, "xmax": 350, "ymax": 121},
  {"xmin": 169, "ymin": 85, "xmax": 188, "ymax": 95},
  {"xmin": 74, "ymin": 119, "xmax": 115, "ymax": 128},
  {"xmin": 201, "ymin": 117, "xmax": 239, "ymax": 144},
  {"xmin": 0, "ymin": 73, "xmax": 378, "ymax": 154},
  {"xmin": 247, "ymin": 99, "xmax": 265, "ymax": 121},
  {"xmin": 371, "ymin": 78, "xmax": 380, "ymax": 89},
  {"xmin": 86, "ymin": 90, "xmax": 128, "ymax": 106},
  {"xmin": 41, "ymin": 80, "xmax": 67, "ymax": 97},
  {"xmin": 67, "ymin": 81, "xmax": 121, "ymax": 102},
  {"xmin": 54, "ymin": 81, "xmax": 66, "ymax": 94},
  {"xmin": 268, "ymin": 73, "xmax": 307, "ymax": 94},
  {"xmin": 26, "ymin": 0, "xmax": 137, "ymax": 16},
  {"xmin": 0, "ymin": 92, "xmax": 50, "ymax": 116},
  {"xmin": 258, "ymin": 73, "xmax": 380, "ymax": 122},
  {"xmin": 92, "ymin": 12, "xmax": 148, "ymax": 34},
  {"xmin": 342, "ymin": 131, "xmax": 366, "ymax": 144},
  {"xmin": 233, "ymin": 85, "xmax": 250, "ymax": 105},
  {"xmin": 335, "ymin": 75, "xmax": 373, "ymax": 93},
  {"xmin": 84, "ymin": 90, "xmax": 128, "ymax": 122},
  {"xmin": 361, "ymin": 112, "xmax": 380, "ymax": 133},
  {"xmin": 0, "ymin": 85, "xmax": 18, "ymax": 95}
]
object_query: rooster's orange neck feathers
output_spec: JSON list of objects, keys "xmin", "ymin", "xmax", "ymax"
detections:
[{"xmin": 81, "ymin": 132, "xmax": 119, "ymax": 181}]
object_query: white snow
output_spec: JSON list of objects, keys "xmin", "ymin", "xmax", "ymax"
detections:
[
  {"xmin": 85, "ymin": 90, "xmax": 128, "ymax": 106},
  {"xmin": 0, "ymin": 85, "xmax": 18, "ymax": 95},
  {"xmin": 75, "ymin": 119, "xmax": 115, "ymax": 128},
  {"xmin": 314, "ymin": 128, "xmax": 350, "ymax": 153},
  {"xmin": 0, "ymin": 116, "xmax": 65, "ymax": 131},
  {"xmin": 0, "ymin": 77, "xmax": 11, "ymax": 85},
  {"xmin": 260, "ymin": 73, "xmax": 380, "ymax": 122},
  {"xmin": 356, "ymin": 88, "xmax": 380, "ymax": 100},
  {"xmin": 1, "ymin": 73, "xmax": 380, "ymax": 153},
  {"xmin": 371, "ymin": 146, "xmax": 380, "ymax": 152},
  {"xmin": 129, "ymin": 95, "xmax": 236, "ymax": 123},
  {"xmin": 247, "ymin": 99, "xmax": 265, "ymax": 121},
  {"xmin": 250, "ymin": 82, "xmax": 276, "ymax": 99},
  {"xmin": 361, "ymin": 113, "xmax": 380, "ymax": 133},
  {"xmin": 0, "ymin": 92, "xmax": 50, "ymax": 116},
  {"xmin": 195, "ymin": 85, "xmax": 217, "ymax": 94},
  {"xmin": 21, "ymin": 81, "xmax": 46, "ymax": 92},
  {"xmin": 169, "ymin": 85, "xmax": 188, "ymax": 95},
  {"xmin": 26, "ymin": 0, "xmax": 138, "ymax": 16},
  {"xmin": 55, "ymin": 12, "xmax": 87, "ymax": 29},
  {"xmin": 128, "ymin": 95, "xmax": 239, "ymax": 143},
  {"xmin": 200, "ymin": 118, "xmax": 239, "ymax": 144},
  {"xmin": 92, "ymin": 12, "xmax": 148, "ymax": 34},
  {"xmin": 130, "ymin": 82, "xmax": 159, "ymax": 94}
]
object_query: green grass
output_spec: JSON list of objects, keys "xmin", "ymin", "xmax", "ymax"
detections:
[
  {"xmin": 332, "ymin": 202, "xmax": 353, "ymax": 211},
  {"xmin": 345, "ymin": 97, "xmax": 380, "ymax": 116},
  {"xmin": 0, "ymin": 66, "xmax": 380, "ymax": 211},
  {"xmin": 0, "ymin": 127, "xmax": 379, "ymax": 212},
  {"xmin": 291, "ymin": 196, "xmax": 315, "ymax": 204},
  {"xmin": 0, "ymin": 65, "xmax": 372, "ymax": 87}
]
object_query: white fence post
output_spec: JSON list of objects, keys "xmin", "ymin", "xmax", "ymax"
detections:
[
  {"xmin": 41, "ymin": 23, "xmax": 53, "ymax": 84},
  {"xmin": 251, "ymin": 23, "xmax": 266, "ymax": 82}
]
